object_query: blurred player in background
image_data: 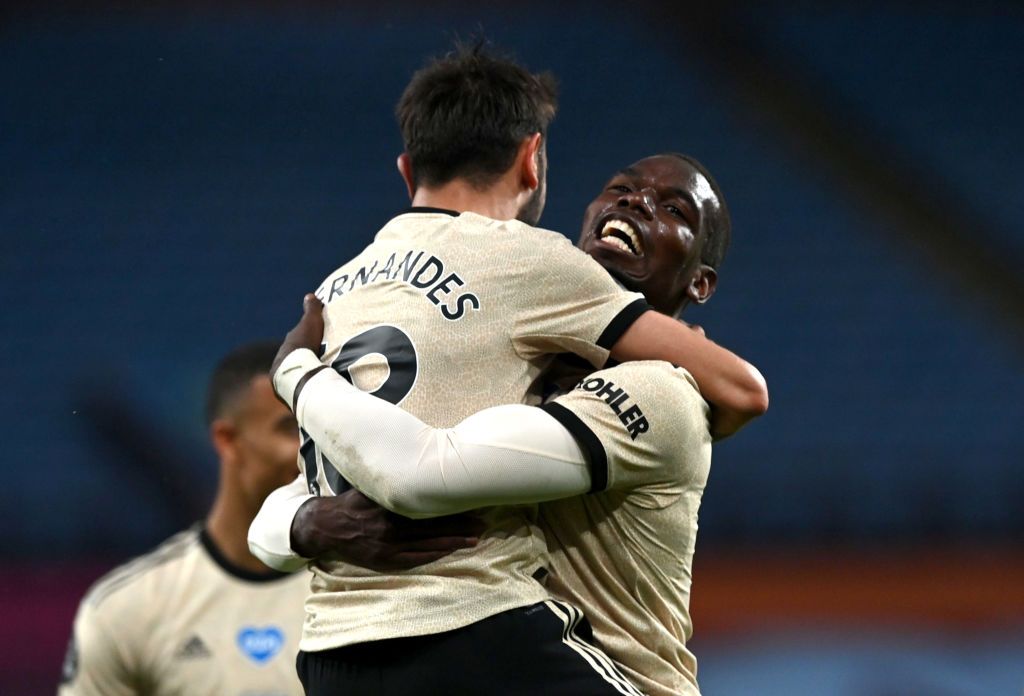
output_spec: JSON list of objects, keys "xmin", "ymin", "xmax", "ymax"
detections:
[
  {"xmin": 58, "ymin": 346, "xmax": 478, "ymax": 696},
  {"xmin": 59, "ymin": 342, "xmax": 309, "ymax": 696},
  {"xmin": 266, "ymin": 153, "xmax": 729, "ymax": 695}
]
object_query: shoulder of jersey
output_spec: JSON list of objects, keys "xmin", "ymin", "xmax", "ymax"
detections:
[
  {"xmin": 616, "ymin": 360, "xmax": 704, "ymax": 399},
  {"xmin": 661, "ymin": 361, "xmax": 704, "ymax": 396},
  {"xmin": 83, "ymin": 527, "xmax": 200, "ymax": 610},
  {"xmin": 663, "ymin": 363, "xmax": 708, "ymax": 418}
]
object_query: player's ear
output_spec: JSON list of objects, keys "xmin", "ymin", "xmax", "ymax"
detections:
[
  {"xmin": 396, "ymin": 153, "xmax": 415, "ymax": 200},
  {"xmin": 210, "ymin": 419, "xmax": 239, "ymax": 463},
  {"xmin": 686, "ymin": 264, "xmax": 718, "ymax": 305},
  {"xmin": 518, "ymin": 133, "xmax": 542, "ymax": 191}
]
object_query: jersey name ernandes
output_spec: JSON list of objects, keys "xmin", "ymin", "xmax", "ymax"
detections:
[
  {"xmin": 575, "ymin": 375, "xmax": 649, "ymax": 440},
  {"xmin": 294, "ymin": 209, "xmax": 649, "ymax": 654},
  {"xmin": 320, "ymin": 250, "xmax": 481, "ymax": 321}
]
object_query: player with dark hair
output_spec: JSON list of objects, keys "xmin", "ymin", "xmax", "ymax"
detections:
[
  {"xmin": 580, "ymin": 152, "xmax": 730, "ymax": 319},
  {"xmin": 251, "ymin": 41, "xmax": 765, "ymax": 694},
  {"xmin": 261, "ymin": 153, "xmax": 732, "ymax": 695},
  {"xmin": 396, "ymin": 41, "xmax": 557, "ymax": 226},
  {"xmin": 59, "ymin": 342, "xmax": 309, "ymax": 695}
]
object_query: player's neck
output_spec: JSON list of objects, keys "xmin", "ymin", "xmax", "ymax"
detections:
[
  {"xmin": 205, "ymin": 490, "xmax": 274, "ymax": 575},
  {"xmin": 410, "ymin": 178, "xmax": 524, "ymax": 222}
]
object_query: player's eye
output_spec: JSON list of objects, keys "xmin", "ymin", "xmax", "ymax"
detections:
[
  {"xmin": 609, "ymin": 184, "xmax": 631, "ymax": 193},
  {"xmin": 665, "ymin": 204, "xmax": 687, "ymax": 220}
]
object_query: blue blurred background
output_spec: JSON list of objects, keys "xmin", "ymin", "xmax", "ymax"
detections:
[{"xmin": 3, "ymin": 2, "xmax": 1023, "ymax": 694}]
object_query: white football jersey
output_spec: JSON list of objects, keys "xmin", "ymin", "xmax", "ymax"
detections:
[
  {"xmin": 59, "ymin": 526, "xmax": 308, "ymax": 696},
  {"xmin": 298, "ymin": 208, "xmax": 648, "ymax": 651}
]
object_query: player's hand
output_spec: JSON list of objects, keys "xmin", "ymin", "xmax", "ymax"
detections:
[
  {"xmin": 290, "ymin": 489, "xmax": 485, "ymax": 571},
  {"xmin": 270, "ymin": 293, "xmax": 326, "ymax": 381}
]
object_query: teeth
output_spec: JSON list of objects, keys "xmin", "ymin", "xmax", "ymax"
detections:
[
  {"xmin": 603, "ymin": 236, "xmax": 632, "ymax": 253},
  {"xmin": 600, "ymin": 219, "xmax": 643, "ymax": 255}
]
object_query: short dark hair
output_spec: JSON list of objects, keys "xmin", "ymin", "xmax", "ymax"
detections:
[
  {"xmin": 396, "ymin": 42, "xmax": 558, "ymax": 189},
  {"xmin": 204, "ymin": 341, "xmax": 279, "ymax": 425},
  {"xmin": 664, "ymin": 152, "xmax": 731, "ymax": 270}
]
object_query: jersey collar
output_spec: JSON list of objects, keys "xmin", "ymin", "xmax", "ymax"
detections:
[
  {"xmin": 198, "ymin": 525, "xmax": 293, "ymax": 584},
  {"xmin": 401, "ymin": 206, "xmax": 460, "ymax": 217}
]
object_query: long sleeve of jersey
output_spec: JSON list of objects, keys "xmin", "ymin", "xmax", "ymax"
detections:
[
  {"xmin": 247, "ymin": 473, "xmax": 314, "ymax": 572},
  {"xmin": 278, "ymin": 349, "xmax": 593, "ymax": 519}
]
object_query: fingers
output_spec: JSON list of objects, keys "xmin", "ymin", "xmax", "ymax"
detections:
[
  {"xmin": 285, "ymin": 292, "xmax": 326, "ymax": 353},
  {"xmin": 303, "ymin": 293, "xmax": 324, "ymax": 315},
  {"xmin": 301, "ymin": 294, "xmax": 325, "ymax": 330}
]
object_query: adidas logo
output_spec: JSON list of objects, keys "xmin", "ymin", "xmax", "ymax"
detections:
[{"xmin": 176, "ymin": 635, "xmax": 212, "ymax": 660}]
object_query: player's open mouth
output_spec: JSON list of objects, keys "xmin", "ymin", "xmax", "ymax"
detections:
[{"xmin": 596, "ymin": 218, "xmax": 644, "ymax": 256}]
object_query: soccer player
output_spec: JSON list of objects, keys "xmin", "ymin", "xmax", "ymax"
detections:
[
  {"xmin": 264, "ymin": 153, "xmax": 728, "ymax": 695},
  {"xmin": 59, "ymin": 343, "xmax": 309, "ymax": 696},
  {"xmin": 251, "ymin": 44, "xmax": 766, "ymax": 693}
]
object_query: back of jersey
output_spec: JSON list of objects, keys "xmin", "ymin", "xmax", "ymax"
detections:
[{"xmin": 299, "ymin": 209, "xmax": 647, "ymax": 652}]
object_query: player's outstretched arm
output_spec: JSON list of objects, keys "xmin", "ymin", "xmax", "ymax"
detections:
[
  {"xmin": 277, "ymin": 351, "xmax": 594, "ymax": 518},
  {"xmin": 610, "ymin": 310, "xmax": 768, "ymax": 439}
]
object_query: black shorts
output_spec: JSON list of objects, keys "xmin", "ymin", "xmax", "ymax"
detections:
[{"xmin": 296, "ymin": 600, "xmax": 643, "ymax": 695}]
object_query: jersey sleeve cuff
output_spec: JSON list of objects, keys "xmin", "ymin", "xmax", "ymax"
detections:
[
  {"xmin": 539, "ymin": 402, "xmax": 609, "ymax": 493},
  {"xmin": 596, "ymin": 298, "xmax": 652, "ymax": 351},
  {"xmin": 272, "ymin": 349, "xmax": 325, "ymax": 408},
  {"xmin": 248, "ymin": 492, "xmax": 315, "ymax": 573},
  {"xmin": 293, "ymin": 365, "xmax": 362, "ymax": 426}
]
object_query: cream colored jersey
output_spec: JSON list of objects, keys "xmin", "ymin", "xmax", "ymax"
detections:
[
  {"xmin": 538, "ymin": 361, "xmax": 712, "ymax": 696},
  {"xmin": 298, "ymin": 208, "xmax": 647, "ymax": 651},
  {"xmin": 59, "ymin": 526, "xmax": 308, "ymax": 696}
]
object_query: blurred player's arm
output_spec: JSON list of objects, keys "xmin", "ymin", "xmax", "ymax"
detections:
[
  {"xmin": 610, "ymin": 310, "xmax": 768, "ymax": 439},
  {"xmin": 58, "ymin": 602, "xmax": 139, "ymax": 696},
  {"xmin": 276, "ymin": 349, "xmax": 593, "ymax": 518},
  {"xmin": 248, "ymin": 474, "xmax": 484, "ymax": 570}
]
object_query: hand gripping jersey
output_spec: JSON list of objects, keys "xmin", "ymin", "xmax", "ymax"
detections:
[
  {"xmin": 293, "ymin": 209, "xmax": 647, "ymax": 651},
  {"xmin": 59, "ymin": 527, "xmax": 308, "ymax": 696}
]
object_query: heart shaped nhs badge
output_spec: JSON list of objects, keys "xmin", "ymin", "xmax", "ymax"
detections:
[{"xmin": 237, "ymin": 627, "xmax": 284, "ymax": 664}]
